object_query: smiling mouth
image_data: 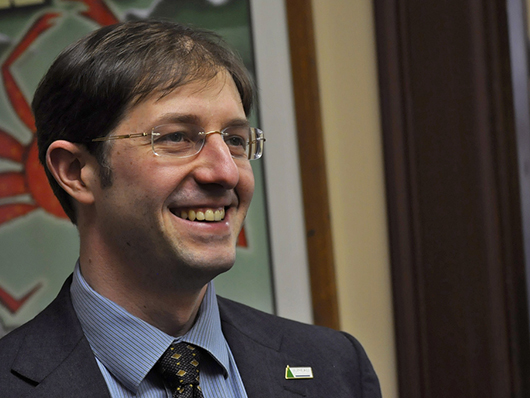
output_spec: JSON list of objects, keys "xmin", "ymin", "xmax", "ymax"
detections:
[{"xmin": 174, "ymin": 208, "xmax": 226, "ymax": 222}]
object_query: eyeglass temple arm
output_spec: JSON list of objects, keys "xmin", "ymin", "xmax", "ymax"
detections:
[{"xmin": 91, "ymin": 132, "xmax": 150, "ymax": 142}]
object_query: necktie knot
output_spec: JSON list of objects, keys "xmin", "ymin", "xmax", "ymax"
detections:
[{"xmin": 155, "ymin": 342, "xmax": 204, "ymax": 398}]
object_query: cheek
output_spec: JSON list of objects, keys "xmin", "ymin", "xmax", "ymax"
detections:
[
  {"xmin": 112, "ymin": 150, "xmax": 165, "ymax": 185},
  {"xmin": 237, "ymin": 166, "xmax": 255, "ymax": 205},
  {"xmin": 109, "ymin": 162, "xmax": 164, "ymax": 204}
]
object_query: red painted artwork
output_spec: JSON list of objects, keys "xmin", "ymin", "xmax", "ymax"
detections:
[{"xmin": 0, "ymin": 0, "xmax": 249, "ymax": 318}]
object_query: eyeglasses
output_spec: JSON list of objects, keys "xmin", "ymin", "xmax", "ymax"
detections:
[{"xmin": 91, "ymin": 123, "xmax": 265, "ymax": 160}]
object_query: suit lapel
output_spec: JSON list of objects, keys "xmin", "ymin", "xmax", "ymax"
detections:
[
  {"xmin": 10, "ymin": 277, "xmax": 110, "ymax": 397},
  {"xmin": 219, "ymin": 297, "xmax": 308, "ymax": 398}
]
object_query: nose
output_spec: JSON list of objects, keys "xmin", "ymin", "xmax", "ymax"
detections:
[{"xmin": 193, "ymin": 132, "xmax": 240, "ymax": 189}]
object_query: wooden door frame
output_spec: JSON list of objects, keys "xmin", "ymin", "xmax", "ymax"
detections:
[{"xmin": 284, "ymin": 0, "xmax": 340, "ymax": 329}]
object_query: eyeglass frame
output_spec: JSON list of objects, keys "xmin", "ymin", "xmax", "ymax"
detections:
[{"xmin": 90, "ymin": 124, "xmax": 265, "ymax": 160}]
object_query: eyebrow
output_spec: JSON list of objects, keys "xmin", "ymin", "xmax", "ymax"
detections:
[
  {"xmin": 155, "ymin": 113, "xmax": 249, "ymax": 128},
  {"xmin": 157, "ymin": 113, "xmax": 200, "ymax": 125}
]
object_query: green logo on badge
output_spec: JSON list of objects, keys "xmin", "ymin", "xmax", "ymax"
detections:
[{"xmin": 285, "ymin": 365, "xmax": 313, "ymax": 380}]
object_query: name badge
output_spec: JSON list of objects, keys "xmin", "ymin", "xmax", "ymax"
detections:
[{"xmin": 285, "ymin": 365, "xmax": 314, "ymax": 379}]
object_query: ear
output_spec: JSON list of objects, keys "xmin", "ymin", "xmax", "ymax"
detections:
[{"xmin": 46, "ymin": 140, "xmax": 97, "ymax": 205}]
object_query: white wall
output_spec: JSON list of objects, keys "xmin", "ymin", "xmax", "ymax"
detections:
[{"xmin": 311, "ymin": 1, "xmax": 398, "ymax": 397}]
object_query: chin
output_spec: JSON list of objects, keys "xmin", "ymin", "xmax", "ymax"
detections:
[
  {"xmin": 200, "ymin": 254, "xmax": 236, "ymax": 274},
  {"xmin": 180, "ymin": 249, "xmax": 236, "ymax": 276}
]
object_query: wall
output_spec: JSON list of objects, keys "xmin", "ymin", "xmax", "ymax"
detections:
[{"xmin": 310, "ymin": 1, "xmax": 398, "ymax": 397}]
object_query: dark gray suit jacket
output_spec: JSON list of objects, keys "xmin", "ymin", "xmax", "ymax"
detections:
[{"xmin": 0, "ymin": 277, "xmax": 382, "ymax": 397}]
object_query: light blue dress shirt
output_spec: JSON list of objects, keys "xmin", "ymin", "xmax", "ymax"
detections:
[{"xmin": 70, "ymin": 262, "xmax": 248, "ymax": 398}]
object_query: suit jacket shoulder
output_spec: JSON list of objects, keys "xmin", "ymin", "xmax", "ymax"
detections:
[
  {"xmin": 0, "ymin": 277, "xmax": 110, "ymax": 398},
  {"xmin": 0, "ymin": 281, "xmax": 381, "ymax": 398},
  {"xmin": 218, "ymin": 296, "xmax": 382, "ymax": 398}
]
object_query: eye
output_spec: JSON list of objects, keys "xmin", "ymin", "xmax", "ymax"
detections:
[
  {"xmin": 223, "ymin": 126, "xmax": 250, "ymax": 149},
  {"xmin": 224, "ymin": 135, "xmax": 247, "ymax": 148},
  {"xmin": 153, "ymin": 124, "xmax": 200, "ymax": 145},
  {"xmin": 159, "ymin": 132, "xmax": 187, "ymax": 143},
  {"xmin": 150, "ymin": 123, "xmax": 203, "ymax": 157}
]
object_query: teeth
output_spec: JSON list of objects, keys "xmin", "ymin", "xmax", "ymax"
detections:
[
  {"xmin": 177, "ymin": 208, "xmax": 225, "ymax": 222},
  {"xmin": 214, "ymin": 210, "xmax": 222, "ymax": 221}
]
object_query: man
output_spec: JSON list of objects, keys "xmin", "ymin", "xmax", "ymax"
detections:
[{"xmin": 0, "ymin": 20, "xmax": 381, "ymax": 397}]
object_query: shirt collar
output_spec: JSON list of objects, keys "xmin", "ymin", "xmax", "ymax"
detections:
[{"xmin": 70, "ymin": 261, "xmax": 230, "ymax": 394}]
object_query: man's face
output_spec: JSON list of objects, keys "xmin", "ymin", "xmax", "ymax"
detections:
[{"xmin": 87, "ymin": 72, "xmax": 255, "ymax": 288}]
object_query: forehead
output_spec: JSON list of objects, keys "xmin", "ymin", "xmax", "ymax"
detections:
[{"xmin": 121, "ymin": 72, "xmax": 245, "ymax": 129}]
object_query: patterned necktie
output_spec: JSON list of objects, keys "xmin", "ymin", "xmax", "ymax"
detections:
[{"xmin": 155, "ymin": 342, "xmax": 205, "ymax": 398}]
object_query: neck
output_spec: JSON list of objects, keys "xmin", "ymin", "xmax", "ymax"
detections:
[
  {"xmin": 78, "ymin": 251, "xmax": 208, "ymax": 337},
  {"xmin": 76, "ymin": 213, "xmax": 216, "ymax": 336}
]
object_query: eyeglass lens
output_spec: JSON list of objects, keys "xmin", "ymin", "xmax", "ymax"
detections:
[{"xmin": 150, "ymin": 123, "xmax": 263, "ymax": 160}]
